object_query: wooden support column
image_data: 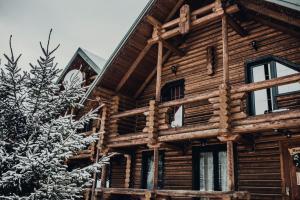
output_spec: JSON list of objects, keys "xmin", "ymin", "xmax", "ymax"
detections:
[
  {"xmin": 153, "ymin": 146, "xmax": 159, "ymax": 190},
  {"xmin": 227, "ymin": 141, "xmax": 235, "ymax": 191},
  {"xmin": 109, "ymin": 96, "xmax": 120, "ymax": 138},
  {"xmin": 148, "ymin": 100, "xmax": 158, "ymax": 145},
  {"xmin": 222, "ymin": 13, "xmax": 229, "ymax": 84},
  {"xmin": 98, "ymin": 105, "xmax": 107, "ymax": 153},
  {"xmin": 124, "ymin": 154, "xmax": 132, "ymax": 188},
  {"xmin": 100, "ymin": 164, "xmax": 107, "ymax": 188},
  {"xmin": 156, "ymin": 40, "xmax": 163, "ymax": 102}
]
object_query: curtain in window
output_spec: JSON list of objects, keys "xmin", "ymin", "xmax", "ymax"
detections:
[
  {"xmin": 199, "ymin": 152, "xmax": 214, "ymax": 191},
  {"xmin": 146, "ymin": 156, "xmax": 154, "ymax": 189},
  {"xmin": 218, "ymin": 151, "xmax": 227, "ymax": 191}
]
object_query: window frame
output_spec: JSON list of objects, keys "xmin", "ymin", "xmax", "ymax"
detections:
[
  {"xmin": 161, "ymin": 79, "xmax": 185, "ymax": 127},
  {"xmin": 245, "ymin": 56, "xmax": 300, "ymax": 115},
  {"xmin": 192, "ymin": 144, "xmax": 227, "ymax": 191},
  {"xmin": 141, "ymin": 150, "xmax": 165, "ymax": 189}
]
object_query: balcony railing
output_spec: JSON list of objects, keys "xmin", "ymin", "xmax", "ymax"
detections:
[
  {"xmin": 107, "ymin": 72, "xmax": 300, "ymax": 147},
  {"xmin": 85, "ymin": 188, "xmax": 250, "ymax": 200}
]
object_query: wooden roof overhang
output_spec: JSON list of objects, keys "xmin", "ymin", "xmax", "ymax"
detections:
[{"xmin": 81, "ymin": 0, "xmax": 300, "ymax": 103}]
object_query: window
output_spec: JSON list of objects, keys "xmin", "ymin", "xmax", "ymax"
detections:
[
  {"xmin": 141, "ymin": 151, "xmax": 164, "ymax": 189},
  {"xmin": 193, "ymin": 145, "xmax": 227, "ymax": 192},
  {"xmin": 247, "ymin": 56, "xmax": 300, "ymax": 115},
  {"xmin": 161, "ymin": 79, "xmax": 185, "ymax": 127}
]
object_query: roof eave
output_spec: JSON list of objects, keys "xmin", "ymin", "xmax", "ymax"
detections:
[{"xmin": 79, "ymin": 0, "xmax": 157, "ymax": 105}]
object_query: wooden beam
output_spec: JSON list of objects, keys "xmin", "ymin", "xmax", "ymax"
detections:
[
  {"xmin": 100, "ymin": 164, "xmax": 107, "ymax": 188},
  {"xmin": 148, "ymin": 5, "xmax": 240, "ymax": 44},
  {"xmin": 222, "ymin": 13, "xmax": 229, "ymax": 84},
  {"xmin": 155, "ymin": 41, "xmax": 163, "ymax": 101},
  {"xmin": 153, "ymin": 147, "xmax": 159, "ymax": 190},
  {"xmin": 162, "ymin": 40, "xmax": 184, "ymax": 57},
  {"xmin": 124, "ymin": 154, "xmax": 131, "ymax": 188},
  {"xmin": 116, "ymin": 43, "xmax": 152, "ymax": 92},
  {"xmin": 241, "ymin": 1, "xmax": 300, "ymax": 28},
  {"xmin": 250, "ymin": 13, "xmax": 300, "ymax": 38},
  {"xmin": 146, "ymin": 15, "xmax": 162, "ymax": 27},
  {"xmin": 165, "ymin": 0, "xmax": 185, "ymax": 22},
  {"xmin": 227, "ymin": 15, "xmax": 248, "ymax": 36},
  {"xmin": 227, "ymin": 141, "xmax": 235, "ymax": 191},
  {"xmin": 111, "ymin": 106, "xmax": 148, "ymax": 119},
  {"xmin": 134, "ymin": 50, "xmax": 172, "ymax": 99},
  {"xmin": 159, "ymin": 90, "xmax": 219, "ymax": 108},
  {"xmin": 231, "ymin": 73, "xmax": 300, "ymax": 93}
]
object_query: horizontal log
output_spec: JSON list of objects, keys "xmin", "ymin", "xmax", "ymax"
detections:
[
  {"xmin": 100, "ymin": 188, "xmax": 149, "ymax": 196},
  {"xmin": 232, "ymin": 109, "xmax": 300, "ymax": 126},
  {"xmin": 159, "ymin": 123, "xmax": 219, "ymax": 135},
  {"xmin": 111, "ymin": 106, "xmax": 148, "ymax": 119},
  {"xmin": 158, "ymin": 129, "xmax": 219, "ymax": 142},
  {"xmin": 107, "ymin": 138, "xmax": 148, "ymax": 148},
  {"xmin": 156, "ymin": 190, "xmax": 250, "ymax": 198},
  {"xmin": 231, "ymin": 73, "xmax": 300, "ymax": 94},
  {"xmin": 159, "ymin": 91, "xmax": 219, "ymax": 108},
  {"xmin": 94, "ymin": 188, "xmax": 250, "ymax": 199},
  {"xmin": 233, "ymin": 118, "xmax": 300, "ymax": 134},
  {"xmin": 161, "ymin": 3, "xmax": 215, "ymax": 30},
  {"xmin": 148, "ymin": 5, "xmax": 240, "ymax": 44}
]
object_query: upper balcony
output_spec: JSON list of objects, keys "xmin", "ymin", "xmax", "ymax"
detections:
[{"xmin": 106, "ymin": 72, "xmax": 300, "ymax": 149}]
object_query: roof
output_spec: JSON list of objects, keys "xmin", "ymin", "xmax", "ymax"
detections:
[
  {"xmin": 79, "ymin": 0, "xmax": 157, "ymax": 104},
  {"xmin": 80, "ymin": 48, "xmax": 106, "ymax": 73},
  {"xmin": 57, "ymin": 47, "xmax": 106, "ymax": 83},
  {"xmin": 80, "ymin": 0, "xmax": 300, "ymax": 104},
  {"xmin": 266, "ymin": 0, "xmax": 300, "ymax": 11}
]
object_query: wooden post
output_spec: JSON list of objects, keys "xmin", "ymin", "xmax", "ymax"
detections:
[
  {"xmin": 222, "ymin": 13, "xmax": 229, "ymax": 84},
  {"xmin": 148, "ymin": 100, "xmax": 158, "ymax": 145},
  {"xmin": 124, "ymin": 154, "xmax": 132, "ymax": 188},
  {"xmin": 109, "ymin": 96, "xmax": 120, "ymax": 137},
  {"xmin": 156, "ymin": 41, "xmax": 163, "ymax": 102},
  {"xmin": 179, "ymin": 4, "xmax": 190, "ymax": 34},
  {"xmin": 98, "ymin": 106, "xmax": 107, "ymax": 153},
  {"xmin": 153, "ymin": 147, "xmax": 159, "ymax": 190},
  {"xmin": 100, "ymin": 164, "xmax": 107, "ymax": 188},
  {"xmin": 227, "ymin": 141, "xmax": 235, "ymax": 191}
]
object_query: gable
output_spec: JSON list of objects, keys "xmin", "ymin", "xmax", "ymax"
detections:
[{"xmin": 82, "ymin": 0, "xmax": 300, "ymax": 103}]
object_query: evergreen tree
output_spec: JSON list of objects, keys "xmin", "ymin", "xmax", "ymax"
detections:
[{"xmin": 0, "ymin": 30, "xmax": 108, "ymax": 200}]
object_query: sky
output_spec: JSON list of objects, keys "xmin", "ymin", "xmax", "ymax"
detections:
[{"xmin": 0, "ymin": 0, "xmax": 149, "ymax": 71}]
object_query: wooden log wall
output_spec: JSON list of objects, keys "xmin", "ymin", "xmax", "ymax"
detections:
[
  {"xmin": 129, "ymin": 17, "xmax": 300, "ymax": 199},
  {"xmin": 237, "ymin": 131, "xmax": 300, "ymax": 200}
]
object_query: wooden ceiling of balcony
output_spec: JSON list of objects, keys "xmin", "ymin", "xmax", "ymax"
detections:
[{"xmin": 95, "ymin": 0, "xmax": 300, "ymax": 98}]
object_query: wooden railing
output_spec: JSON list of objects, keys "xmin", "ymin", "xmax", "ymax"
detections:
[
  {"xmin": 85, "ymin": 188, "xmax": 250, "ymax": 200},
  {"xmin": 106, "ymin": 72, "xmax": 300, "ymax": 147},
  {"xmin": 230, "ymin": 72, "xmax": 300, "ymax": 134}
]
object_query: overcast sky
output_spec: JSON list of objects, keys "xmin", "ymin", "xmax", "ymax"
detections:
[{"xmin": 0, "ymin": 0, "xmax": 149, "ymax": 71}]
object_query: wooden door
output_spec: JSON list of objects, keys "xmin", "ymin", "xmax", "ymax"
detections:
[{"xmin": 281, "ymin": 140, "xmax": 300, "ymax": 200}]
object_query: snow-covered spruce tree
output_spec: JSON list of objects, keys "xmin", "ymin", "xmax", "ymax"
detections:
[{"xmin": 0, "ymin": 30, "xmax": 109, "ymax": 200}]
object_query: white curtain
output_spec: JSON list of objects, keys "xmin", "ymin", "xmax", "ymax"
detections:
[{"xmin": 199, "ymin": 152, "xmax": 214, "ymax": 191}]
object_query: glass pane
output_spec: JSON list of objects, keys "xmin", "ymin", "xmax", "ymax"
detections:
[
  {"xmin": 199, "ymin": 152, "xmax": 214, "ymax": 191},
  {"xmin": 251, "ymin": 64, "xmax": 270, "ymax": 115},
  {"xmin": 146, "ymin": 156, "xmax": 154, "ymax": 189},
  {"xmin": 252, "ymin": 65, "xmax": 266, "ymax": 82},
  {"xmin": 218, "ymin": 151, "xmax": 227, "ymax": 191},
  {"xmin": 276, "ymin": 62, "xmax": 300, "ymax": 94},
  {"xmin": 171, "ymin": 105, "xmax": 183, "ymax": 127},
  {"xmin": 253, "ymin": 89, "xmax": 269, "ymax": 115}
]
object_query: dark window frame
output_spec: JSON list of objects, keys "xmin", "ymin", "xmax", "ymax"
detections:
[
  {"xmin": 141, "ymin": 150, "xmax": 165, "ymax": 189},
  {"xmin": 192, "ymin": 145, "xmax": 227, "ymax": 191},
  {"xmin": 245, "ymin": 56, "xmax": 300, "ymax": 115},
  {"xmin": 161, "ymin": 79, "xmax": 185, "ymax": 127}
]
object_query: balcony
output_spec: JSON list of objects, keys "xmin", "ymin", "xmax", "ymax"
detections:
[
  {"xmin": 106, "ymin": 72, "xmax": 300, "ymax": 148},
  {"xmin": 85, "ymin": 188, "xmax": 250, "ymax": 200}
]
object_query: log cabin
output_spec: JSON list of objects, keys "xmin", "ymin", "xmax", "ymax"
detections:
[{"xmin": 62, "ymin": 0, "xmax": 300, "ymax": 199}]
